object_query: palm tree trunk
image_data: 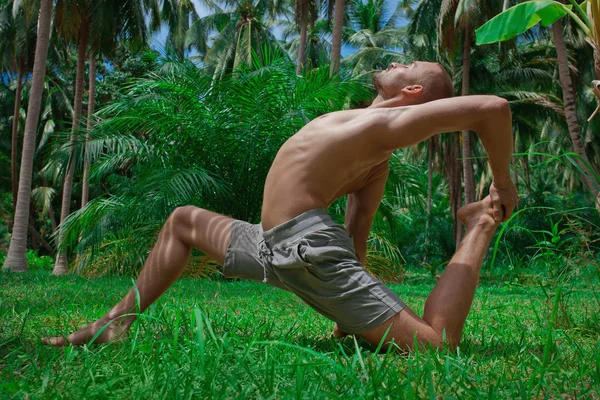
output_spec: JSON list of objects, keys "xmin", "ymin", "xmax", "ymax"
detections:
[
  {"xmin": 29, "ymin": 225, "xmax": 38, "ymax": 250},
  {"xmin": 53, "ymin": 18, "xmax": 90, "ymax": 275},
  {"xmin": 461, "ymin": 28, "xmax": 476, "ymax": 205},
  {"xmin": 329, "ymin": 0, "xmax": 345, "ymax": 76},
  {"xmin": 2, "ymin": 0, "xmax": 54, "ymax": 272},
  {"xmin": 552, "ymin": 19, "xmax": 599, "ymax": 198},
  {"xmin": 11, "ymin": 56, "xmax": 26, "ymax": 217},
  {"xmin": 81, "ymin": 51, "xmax": 96, "ymax": 208},
  {"xmin": 296, "ymin": 0, "xmax": 308, "ymax": 75}
]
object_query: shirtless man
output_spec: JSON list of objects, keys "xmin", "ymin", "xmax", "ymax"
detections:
[{"xmin": 43, "ymin": 61, "xmax": 519, "ymax": 350}]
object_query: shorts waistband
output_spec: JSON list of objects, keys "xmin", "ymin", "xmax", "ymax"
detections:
[{"xmin": 261, "ymin": 208, "xmax": 339, "ymax": 246}]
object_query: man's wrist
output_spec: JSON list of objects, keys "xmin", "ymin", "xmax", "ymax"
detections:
[{"xmin": 492, "ymin": 171, "xmax": 512, "ymax": 185}]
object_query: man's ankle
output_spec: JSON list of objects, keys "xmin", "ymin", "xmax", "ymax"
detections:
[
  {"xmin": 106, "ymin": 306, "xmax": 135, "ymax": 323},
  {"xmin": 465, "ymin": 221, "xmax": 497, "ymax": 237}
]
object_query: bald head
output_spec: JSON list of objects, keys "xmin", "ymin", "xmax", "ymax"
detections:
[{"xmin": 418, "ymin": 63, "xmax": 454, "ymax": 103}]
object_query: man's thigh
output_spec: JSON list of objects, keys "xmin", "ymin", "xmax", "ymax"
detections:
[{"xmin": 222, "ymin": 220, "xmax": 288, "ymax": 289}]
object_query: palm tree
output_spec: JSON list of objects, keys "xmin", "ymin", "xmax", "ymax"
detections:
[
  {"xmin": 551, "ymin": 17, "xmax": 600, "ymax": 199},
  {"xmin": 151, "ymin": 0, "xmax": 198, "ymax": 60},
  {"xmin": 281, "ymin": 17, "xmax": 331, "ymax": 70},
  {"xmin": 81, "ymin": 51, "xmax": 95, "ymax": 208},
  {"xmin": 462, "ymin": 39, "xmax": 569, "ymax": 204},
  {"xmin": 408, "ymin": 0, "xmax": 467, "ymax": 248},
  {"xmin": 186, "ymin": 0, "xmax": 286, "ymax": 79},
  {"xmin": 53, "ymin": 0, "xmax": 149, "ymax": 275},
  {"xmin": 53, "ymin": 1, "xmax": 91, "ymax": 275},
  {"xmin": 81, "ymin": 0, "xmax": 150, "ymax": 209},
  {"xmin": 438, "ymin": 0, "xmax": 496, "ymax": 206},
  {"xmin": 294, "ymin": 0, "xmax": 317, "ymax": 74},
  {"xmin": 0, "ymin": 0, "xmax": 36, "ymax": 217},
  {"xmin": 3, "ymin": 0, "xmax": 54, "ymax": 272},
  {"xmin": 329, "ymin": 0, "xmax": 345, "ymax": 75}
]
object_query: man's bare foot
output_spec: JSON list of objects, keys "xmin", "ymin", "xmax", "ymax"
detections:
[
  {"xmin": 42, "ymin": 315, "xmax": 131, "ymax": 347},
  {"xmin": 457, "ymin": 196, "xmax": 498, "ymax": 231},
  {"xmin": 333, "ymin": 323, "xmax": 348, "ymax": 339}
]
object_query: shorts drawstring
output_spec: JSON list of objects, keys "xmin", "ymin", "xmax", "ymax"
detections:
[{"xmin": 258, "ymin": 239, "xmax": 273, "ymax": 284}]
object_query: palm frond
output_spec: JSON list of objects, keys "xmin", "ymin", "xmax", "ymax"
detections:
[{"xmin": 30, "ymin": 186, "xmax": 56, "ymax": 218}]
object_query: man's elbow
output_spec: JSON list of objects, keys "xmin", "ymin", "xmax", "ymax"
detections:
[{"xmin": 487, "ymin": 96, "xmax": 511, "ymax": 119}]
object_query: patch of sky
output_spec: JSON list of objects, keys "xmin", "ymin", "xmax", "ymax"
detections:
[{"xmin": 149, "ymin": 0, "xmax": 409, "ymax": 60}]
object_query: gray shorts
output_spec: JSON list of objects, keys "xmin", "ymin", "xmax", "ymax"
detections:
[{"xmin": 223, "ymin": 208, "xmax": 405, "ymax": 334}]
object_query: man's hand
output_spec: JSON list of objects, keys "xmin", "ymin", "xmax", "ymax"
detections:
[{"xmin": 489, "ymin": 180, "xmax": 520, "ymax": 222}]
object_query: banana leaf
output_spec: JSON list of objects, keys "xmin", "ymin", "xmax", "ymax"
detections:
[{"xmin": 476, "ymin": 1, "xmax": 570, "ymax": 45}]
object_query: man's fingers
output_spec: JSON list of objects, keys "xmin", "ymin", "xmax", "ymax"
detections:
[
  {"xmin": 502, "ymin": 203, "xmax": 515, "ymax": 222},
  {"xmin": 491, "ymin": 194, "xmax": 502, "ymax": 222}
]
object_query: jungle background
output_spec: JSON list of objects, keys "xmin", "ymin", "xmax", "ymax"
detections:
[{"xmin": 1, "ymin": 0, "xmax": 599, "ymax": 282}]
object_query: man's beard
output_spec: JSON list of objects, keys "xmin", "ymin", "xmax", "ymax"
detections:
[
  {"xmin": 372, "ymin": 71, "xmax": 383, "ymax": 94},
  {"xmin": 372, "ymin": 71, "xmax": 382, "ymax": 85}
]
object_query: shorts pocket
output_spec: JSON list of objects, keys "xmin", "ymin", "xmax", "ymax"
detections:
[{"xmin": 293, "ymin": 240, "xmax": 314, "ymax": 265}]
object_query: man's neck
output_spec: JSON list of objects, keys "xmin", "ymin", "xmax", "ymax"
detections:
[{"xmin": 368, "ymin": 94, "xmax": 412, "ymax": 109}]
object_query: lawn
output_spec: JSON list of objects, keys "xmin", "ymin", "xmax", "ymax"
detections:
[{"xmin": 1, "ymin": 269, "xmax": 599, "ymax": 399}]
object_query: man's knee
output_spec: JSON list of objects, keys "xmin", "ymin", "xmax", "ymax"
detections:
[
  {"xmin": 359, "ymin": 309, "xmax": 455, "ymax": 352},
  {"xmin": 169, "ymin": 206, "xmax": 204, "ymax": 227},
  {"xmin": 167, "ymin": 206, "xmax": 233, "ymax": 263}
]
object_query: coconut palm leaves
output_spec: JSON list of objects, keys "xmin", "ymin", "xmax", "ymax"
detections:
[
  {"xmin": 341, "ymin": 0, "xmax": 406, "ymax": 78},
  {"xmin": 186, "ymin": 0, "xmax": 286, "ymax": 78},
  {"xmin": 150, "ymin": 0, "xmax": 198, "ymax": 59}
]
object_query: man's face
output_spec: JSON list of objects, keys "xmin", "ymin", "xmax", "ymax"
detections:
[{"xmin": 373, "ymin": 61, "xmax": 439, "ymax": 97}]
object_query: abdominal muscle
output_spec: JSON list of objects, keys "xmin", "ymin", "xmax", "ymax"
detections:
[{"xmin": 260, "ymin": 109, "xmax": 390, "ymax": 230}]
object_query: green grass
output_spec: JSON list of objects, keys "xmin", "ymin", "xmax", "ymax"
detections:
[{"xmin": 1, "ymin": 270, "xmax": 599, "ymax": 399}]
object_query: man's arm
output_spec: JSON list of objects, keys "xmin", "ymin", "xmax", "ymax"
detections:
[
  {"xmin": 345, "ymin": 164, "xmax": 388, "ymax": 264},
  {"xmin": 375, "ymin": 95, "xmax": 518, "ymax": 221}
]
